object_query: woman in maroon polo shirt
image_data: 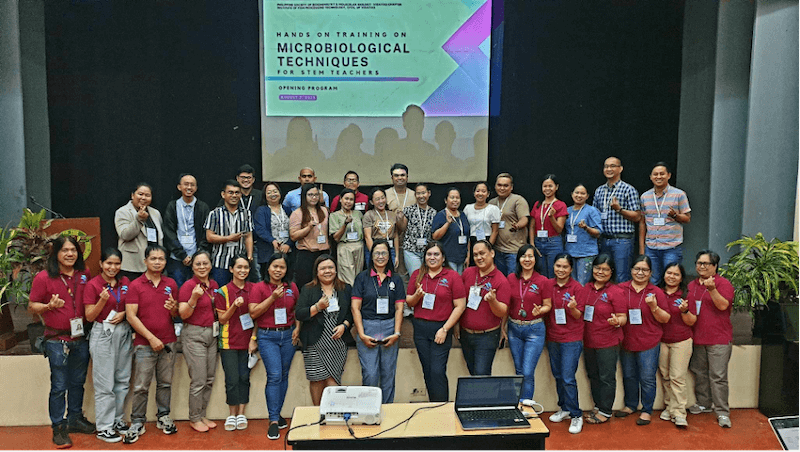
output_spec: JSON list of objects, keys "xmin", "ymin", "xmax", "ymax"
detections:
[
  {"xmin": 178, "ymin": 250, "xmax": 222, "ymax": 432},
  {"xmin": 458, "ymin": 240, "xmax": 510, "ymax": 376},
  {"xmin": 216, "ymin": 255, "xmax": 258, "ymax": 431},
  {"xmin": 657, "ymin": 262, "xmax": 696, "ymax": 428},
  {"xmin": 686, "ymin": 249, "xmax": 735, "ymax": 428},
  {"xmin": 615, "ymin": 255, "xmax": 670, "ymax": 425},
  {"xmin": 406, "ymin": 241, "xmax": 466, "ymax": 402},
  {"xmin": 504, "ymin": 244, "xmax": 552, "ymax": 406},
  {"xmin": 546, "ymin": 253, "xmax": 586, "ymax": 433},
  {"xmin": 580, "ymin": 254, "xmax": 626, "ymax": 425}
]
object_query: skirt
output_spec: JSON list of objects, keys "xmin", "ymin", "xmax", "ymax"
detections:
[{"xmin": 303, "ymin": 311, "xmax": 347, "ymax": 384}]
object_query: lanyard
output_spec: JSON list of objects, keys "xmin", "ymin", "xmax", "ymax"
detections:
[
  {"xmin": 271, "ymin": 283, "xmax": 287, "ymax": 310},
  {"xmin": 604, "ymin": 184, "xmax": 620, "ymax": 211},
  {"xmin": 553, "ymin": 282, "xmax": 570, "ymax": 309},
  {"xmin": 652, "ymin": 187, "xmax": 670, "ymax": 217},
  {"xmin": 569, "ymin": 205, "xmax": 584, "ymax": 234},
  {"xmin": 59, "ymin": 275, "xmax": 79, "ymax": 318},
  {"xmin": 539, "ymin": 201, "xmax": 553, "ymax": 231},
  {"xmin": 587, "ymin": 285, "xmax": 608, "ymax": 307},
  {"xmin": 474, "ymin": 272, "xmax": 491, "ymax": 292},
  {"xmin": 371, "ymin": 274, "xmax": 390, "ymax": 298},
  {"xmin": 394, "ymin": 189, "xmax": 409, "ymax": 210},
  {"xmin": 690, "ymin": 281, "xmax": 709, "ymax": 303},
  {"xmin": 627, "ymin": 285, "xmax": 647, "ymax": 310},
  {"xmin": 181, "ymin": 201, "xmax": 193, "ymax": 232},
  {"xmin": 107, "ymin": 283, "xmax": 122, "ymax": 311},
  {"xmin": 228, "ymin": 286, "xmax": 248, "ymax": 317},
  {"xmin": 423, "ymin": 272, "xmax": 442, "ymax": 297},
  {"xmin": 518, "ymin": 278, "xmax": 535, "ymax": 311},
  {"xmin": 415, "ymin": 206, "xmax": 429, "ymax": 238},
  {"xmin": 449, "ymin": 211, "xmax": 465, "ymax": 236},
  {"xmin": 240, "ymin": 194, "xmax": 253, "ymax": 212},
  {"xmin": 221, "ymin": 208, "xmax": 241, "ymax": 236},
  {"xmin": 498, "ymin": 197, "xmax": 509, "ymax": 216}
]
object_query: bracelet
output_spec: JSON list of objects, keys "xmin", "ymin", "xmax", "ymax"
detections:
[
  {"xmin": 394, "ymin": 331, "xmax": 401, "ymax": 337},
  {"xmin": 189, "ymin": 304, "xmax": 196, "ymax": 310}
]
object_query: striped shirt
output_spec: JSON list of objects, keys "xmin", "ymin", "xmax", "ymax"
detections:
[
  {"xmin": 204, "ymin": 205, "xmax": 254, "ymax": 268},
  {"xmin": 592, "ymin": 180, "xmax": 641, "ymax": 235},
  {"xmin": 640, "ymin": 185, "xmax": 691, "ymax": 249}
]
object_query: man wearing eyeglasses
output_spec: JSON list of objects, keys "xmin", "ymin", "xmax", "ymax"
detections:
[
  {"xmin": 283, "ymin": 167, "xmax": 330, "ymax": 213},
  {"xmin": 593, "ymin": 157, "xmax": 641, "ymax": 282},
  {"xmin": 216, "ymin": 165, "xmax": 263, "ymax": 281},
  {"xmin": 330, "ymin": 170, "xmax": 369, "ymax": 212},
  {"xmin": 205, "ymin": 180, "xmax": 254, "ymax": 286}
]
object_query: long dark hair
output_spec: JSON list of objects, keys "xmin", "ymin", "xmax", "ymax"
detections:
[
  {"xmin": 300, "ymin": 183, "xmax": 327, "ymax": 227},
  {"xmin": 415, "ymin": 241, "xmax": 449, "ymax": 285},
  {"xmin": 100, "ymin": 247, "xmax": 123, "ymax": 281},
  {"xmin": 659, "ymin": 262, "xmax": 687, "ymax": 293},
  {"xmin": 368, "ymin": 239, "xmax": 395, "ymax": 274},
  {"xmin": 308, "ymin": 254, "xmax": 346, "ymax": 291},
  {"xmin": 47, "ymin": 236, "xmax": 86, "ymax": 278},
  {"xmin": 590, "ymin": 253, "xmax": 616, "ymax": 285},
  {"xmin": 514, "ymin": 244, "xmax": 540, "ymax": 279}
]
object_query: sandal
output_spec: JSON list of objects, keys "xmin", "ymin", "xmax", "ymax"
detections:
[
  {"xmin": 614, "ymin": 408, "xmax": 636, "ymax": 418},
  {"xmin": 236, "ymin": 415, "xmax": 248, "ymax": 430},
  {"xmin": 585, "ymin": 413, "xmax": 609, "ymax": 424},
  {"xmin": 224, "ymin": 416, "xmax": 237, "ymax": 431}
]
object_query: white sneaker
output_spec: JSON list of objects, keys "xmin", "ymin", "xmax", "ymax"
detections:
[
  {"xmin": 549, "ymin": 410, "xmax": 570, "ymax": 422},
  {"xmin": 569, "ymin": 417, "xmax": 584, "ymax": 434},
  {"xmin": 718, "ymin": 415, "xmax": 731, "ymax": 428},
  {"xmin": 660, "ymin": 410, "xmax": 672, "ymax": 421}
]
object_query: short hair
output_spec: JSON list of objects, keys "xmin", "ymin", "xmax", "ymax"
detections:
[
  {"xmin": 471, "ymin": 239, "xmax": 493, "ymax": 254},
  {"xmin": 237, "ymin": 164, "xmax": 255, "ymax": 176},
  {"xmin": 227, "ymin": 253, "xmax": 251, "ymax": 271},
  {"xmin": 132, "ymin": 182, "xmax": 153, "ymax": 194},
  {"xmin": 343, "ymin": 170, "xmax": 359, "ymax": 182},
  {"xmin": 262, "ymin": 181, "xmax": 282, "ymax": 199},
  {"xmin": 390, "ymin": 163, "xmax": 408, "ymax": 176},
  {"xmin": 47, "ymin": 236, "xmax": 86, "ymax": 278},
  {"xmin": 177, "ymin": 173, "xmax": 194, "ymax": 184},
  {"xmin": 590, "ymin": 254, "xmax": 616, "ymax": 284},
  {"xmin": 222, "ymin": 179, "xmax": 241, "ymax": 191},
  {"xmin": 652, "ymin": 161, "xmax": 671, "ymax": 173},
  {"xmin": 445, "ymin": 187, "xmax": 461, "ymax": 199},
  {"xmin": 144, "ymin": 244, "xmax": 167, "ymax": 259},
  {"xmin": 695, "ymin": 249, "xmax": 721, "ymax": 267},
  {"xmin": 368, "ymin": 239, "xmax": 395, "ymax": 274},
  {"xmin": 495, "ymin": 173, "xmax": 513, "ymax": 183},
  {"xmin": 265, "ymin": 252, "xmax": 290, "ymax": 283}
]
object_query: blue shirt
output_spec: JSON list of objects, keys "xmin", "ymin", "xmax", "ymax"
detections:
[
  {"xmin": 565, "ymin": 204, "xmax": 603, "ymax": 257},
  {"xmin": 282, "ymin": 187, "xmax": 330, "ymax": 213},
  {"xmin": 592, "ymin": 180, "xmax": 641, "ymax": 235},
  {"xmin": 352, "ymin": 270, "xmax": 406, "ymax": 321},
  {"xmin": 173, "ymin": 197, "xmax": 197, "ymax": 260},
  {"xmin": 431, "ymin": 210, "xmax": 470, "ymax": 265}
]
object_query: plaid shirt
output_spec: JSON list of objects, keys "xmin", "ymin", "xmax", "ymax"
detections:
[{"xmin": 592, "ymin": 180, "xmax": 641, "ymax": 235}]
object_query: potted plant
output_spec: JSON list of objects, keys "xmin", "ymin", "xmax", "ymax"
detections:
[{"xmin": 720, "ymin": 232, "xmax": 799, "ymax": 417}]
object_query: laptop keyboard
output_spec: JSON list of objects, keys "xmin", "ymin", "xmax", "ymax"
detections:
[{"xmin": 460, "ymin": 410, "xmax": 517, "ymax": 421}]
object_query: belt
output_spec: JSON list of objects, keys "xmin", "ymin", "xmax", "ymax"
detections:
[
  {"xmin": 462, "ymin": 325, "xmax": 500, "ymax": 334},
  {"xmin": 262, "ymin": 326, "xmax": 292, "ymax": 331},
  {"xmin": 601, "ymin": 233, "xmax": 634, "ymax": 239},
  {"xmin": 509, "ymin": 317, "xmax": 543, "ymax": 326}
]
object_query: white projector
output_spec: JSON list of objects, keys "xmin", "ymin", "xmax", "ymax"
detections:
[{"xmin": 319, "ymin": 386, "xmax": 382, "ymax": 425}]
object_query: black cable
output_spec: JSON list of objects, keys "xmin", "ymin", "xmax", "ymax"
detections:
[
  {"xmin": 283, "ymin": 416, "xmax": 324, "ymax": 450},
  {"xmin": 344, "ymin": 402, "xmax": 449, "ymax": 440}
]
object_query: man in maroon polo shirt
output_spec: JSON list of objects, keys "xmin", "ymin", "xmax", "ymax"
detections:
[{"xmin": 123, "ymin": 245, "xmax": 179, "ymax": 443}]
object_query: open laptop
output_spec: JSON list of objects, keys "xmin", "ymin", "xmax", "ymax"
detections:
[{"xmin": 454, "ymin": 375, "xmax": 530, "ymax": 430}]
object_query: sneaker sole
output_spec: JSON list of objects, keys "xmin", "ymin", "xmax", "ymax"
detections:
[
  {"xmin": 54, "ymin": 442, "xmax": 72, "ymax": 449},
  {"xmin": 97, "ymin": 435, "xmax": 122, "ymax": 443},
  {"xmin": 267, "ymin": 433, "xmax": 280, "ymax": 440}
]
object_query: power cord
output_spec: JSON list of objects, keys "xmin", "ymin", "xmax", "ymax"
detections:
[
  {"xmin": 344, "ymin": 402, "xmax": 449, "ymax": 440},
  {"xmin": 283, "ymin": 415, "xmax": 324, "ymax": 450}
]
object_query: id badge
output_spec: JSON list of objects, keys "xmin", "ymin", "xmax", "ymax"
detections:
[
  {"xmin": 629, "ymin": 308, "xmax": 643, "ymax": 325},
  {"xmin": 317, "ymin": 234, "xmax": 327, "ymax": 244},
  {"xmin": 356, "ymin": 202, "xmax": 366, "ymax": 211},
  {"xmin": 279, "ymin": 230, "xmax": 289, "ymax": 239},
  {"xmin": 212, "ymin": 320, "xmax": 220, "ymax": 337},
  {"xmin": 695, "ymin": 300, "xmax": 701, "ymax": 315},
  {"xmin": 70, "ymin": 317, "xmax": 84, "ymax": 338},
  {"xmin": 239, "ymin": 313, "xmax": 254, "ymax": 330},
  {"xmin": 583, "ymin": 305, "xmax": 595, "ymax": 322},
  {"xmin": 566, "ymin": 234, "xmax": 578, "ymax": 243},
  {"xmin": 225, "ymin": 241, "xmax": 238, "ymax": 248},
  {"xmin": 146, "ymin": 227, "xmax": 158, "ymax": 242},
  {"xmin": 555, "ymin": 308, "xmax": 567, "ymax": 325},
  {"xmin": 467, "ymin": 286, "xmax": 482, "ymax": 310},
  {"xmin": 653, "ymin": 217, "xmax": 666, "ymax": 226},
  {"xmin": 346, "ymin": 231, "xmax": 359, "ymax": 241},
  {"xmin": 601, "ymin": 211, "xmax": 609, "ymax": 220},
  {"xmin": 499, "ymin": 221, "xmax": 506, "ymax": 229},
  {"xmin": 422, "ymin": 293, "xmax": 435, "ymax": 310},
  {"xmin": 104, "ymin": 310, "xmax": 118, "ymax": 334},
  {"xmin": 387, "ymin": 240, "xmax": 394, "ymax": 248},
  {"xmin": 416, "ymin": 237, "xmax": 427, "ymax": 247},
  {"xmin": 179, "ymin": 234, "xmax": 194, "ymax": 246},
  {"xmin": 458, "ymin": 235, "xmax": 468, "ymax": 245},
  {"xmin": 174, "ymin": 322, "xmax": 183, "ymax": 337},
  {"xmin": 475, "ymin": 229, "xmax": 486, "ymax": 241},
  {"xmin": 327, "ymin": 296, "xmax": 340, "ymax": 312},
  {"xmin": 537, "ymin": 230, "xmax": 548, "ymax": 238},
  {"xmin": 274, "ymin": 307, "xmax": 288, "ymax": 325},
  {"xmin": 376, "ymin": 297, "xmax": 390, "ymax": 315}
]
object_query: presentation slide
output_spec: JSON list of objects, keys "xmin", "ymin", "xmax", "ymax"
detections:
[{"xmin": 260, "ymin": 0, "xmax": 492, "ymax": 185}]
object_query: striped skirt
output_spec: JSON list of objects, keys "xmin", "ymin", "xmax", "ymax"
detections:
[{"xmin": 303, "ymin": 311, "xmax": 347, "ymax": 384}]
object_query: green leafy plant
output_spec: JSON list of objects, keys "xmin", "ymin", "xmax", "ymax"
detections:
[{"xmin": 720, "ymin": 233, "xmax": 799, "ymax": 312}]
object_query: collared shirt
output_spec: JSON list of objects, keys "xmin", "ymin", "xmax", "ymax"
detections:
[
  {"xmin": 565, "ymin": 204, "xmax": 603, "ymax": 257},
  {"xmin": 329, "ymin": 210, "xmax": 364, "ymax": 243},
  {"xmin": 217, "ymin": 281, "xmax": 255, "ymax": 350},
  {"xmin": 580, "ymin": 283, "xmax": 625, "ymax": 349},
  {"xmin": 127, "ymin": 274, "xmax": 179, "ymax": 346},
  {"xmin": 546, "ymin": 277, "xmax": 585, "ymax": 343},
  {"xmin": 178, "ymin": 276, "xmax": 220, "ymax": 327},
  {"xmin": 688, "ymin": 275, "xmax": 734, "ymax": 346},
  {"xmin": 330, "ymin": 191, "xmax": 369, "ymax": 213},
  {"xmin": 30, "ymin": 269, "xmax": 91, "ymax": 341},
  {"xmin": 431, "ymin": 210, "xmax": 470, "ymax": 264},
  {"xmin": 283, "ymin": 187, "xmax": 330, "ymax": 213},
  {"xmin": 640, "ymin": 185, "xmax": 691, "ymax": 249},
  {"xmin": 592, "ymin": 180, "xmax": 641, "ymax": 235},
  {"xmin": 618, "ymin": 281, "xmax": 668, "ymax": 352},
  {"xmin": 84, "ymin": 275, "xmax": 130, "ymax": 323},
  {"xmin": 506, "ymin": 272, "xmax": 552, "ymax": 322},
  {"xmin": 204, "ymin": 205, "xmax": 254, "ymax": 268},
  {"xmin": 408, "ymin": 268, "xmax": 466, "ymax": 322},
  {"xmin": 488, "ymin": 194, "xmax": 530, "ymax": 254},
  {"xmin": 661, "ymin": 289, "xmax": 693, "ymax": 344},
  {"xmin": 174, "ymin": 197, "xmax": 197, "ymax": 259},
  {"xmin": 352, "ymin": 269, "xmax": 406, "ymax": 320},
  {"xmin": 249, "ymin": 282, "xmax": 299, "ymax": 328},
  {"xmin": 460, "ymin": 267, "xmax": 510, "ymax": 331}
]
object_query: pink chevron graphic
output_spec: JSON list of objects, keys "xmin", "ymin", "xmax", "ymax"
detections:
[{"xmin": 442, "ymin": 1, "xmax": 491, "ymax": 66}]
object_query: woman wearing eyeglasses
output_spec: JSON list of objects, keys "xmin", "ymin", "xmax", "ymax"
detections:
[
  {"xmin": 289, "ymin": 184, "xmax": 330, "ymax": 289},
  {"xmin": 686, "ymin": 250, "xmax": 735, "ymax": 429}
]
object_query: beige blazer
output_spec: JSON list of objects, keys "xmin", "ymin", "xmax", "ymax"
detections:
[{"xmin": 114, "ymin": 201, "xmax": 164, "ymax": 273}]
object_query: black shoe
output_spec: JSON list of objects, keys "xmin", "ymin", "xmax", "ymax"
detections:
[
  {"xmin": 53, "ymin": 423, "xmax": 73, "ymax": 449},
  {"xmin": 68, "ymin": 415, "xmax": 96, "ymax": 434},
  {"xmin": 277, "ymin": 417, "xmax": 288, "ymax": 429},
  {"xmin": 267, "ymin": 423, "xmax": 280, "ymax": 440}
]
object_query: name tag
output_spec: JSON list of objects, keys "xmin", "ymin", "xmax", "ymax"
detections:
[
  {"xmin": 225, "ymin": 241, "xmax": 238, "ymax": 248},
  {"xmin": 146, "ymin": 227, "xmax": 158, "ymax": 242},
  {"xmin": 274, "ymin": 307, "xmax": 288, "ymax": 325},
  {"xmin": 179, "ymin": 234, "xmax": 194, "ymax": 246},
  {"xmin": 537, "ymin": 230, "xmax": 548, "ymax": 238},
  {"xmin": 70, "ymin": 317, "xmax": 84, "ymax": 338},
  {"xmin": 376, "ymin": 297, "xmax": 390, "ymax": 315},
  {"xmin": 103, "ymin": 310, "xmax": 118, "ymax": 334},
  {"xmin": 653, "ymin": 217, "xmax": 666, "ymax": 226},
  {"xmin": 467, "ymin": 286, "xmax": 482, "ymax": 310},
  {"xmin": 601, "ymin": 211, "xmax": 609, "ymax": 220},
  {"xmin": 499, "ymin": 221, "xmax": 506, "ymax": 229},
  {"xmin": 327, "ymin": 296, "xmax": 340, "ymax": 312},
  {"xmin": 475, "ymin": 229, "xmax": 486, "ymax": 241},
  {"xmin": 583, "ymin": 305, "xmax": 595, "ymax": 322},
  {"xmin": 422, "ymin": 293, "xmax": 435, "ymax": 310},
  {"xmin": 346, "ymin": 231, "xmax": 359, "ymax": 241},
  {"xmin": 317, "ymin": 235, "xmax": 327, "ymax": 244},
  {"xmin": 239, "ymin": 313, "xmax": 254, "ymax": 330},
  {"xmin": 629, "ymin": 308, "xmax": 643, "ymax": 325},
  {"xmin": 279, "ymin": 231, "xmax": 289, "ymax": 239},
  {"xmin": 458, "ymin": 235, "xmax": 468, "ymax": 245},
  {"xmin": 174, "ymin": 322, "xmax": 183, "ymax": 337},
  {"xmin": 212, "ymin": 320, "xmax": 220, "ymax": 337},
  {"xmin": 566, "ymin": 234, "xmax": 578, "ymax": 243},
  {"xmin": 555, "ymin": 308, "xmax": 567, "ymax": 325},
  {"xmin": 416, "ymin": 237, "xmax": 427, "ymax": 247},
  {"xmin": 695, "ymin": 300, "xmax": 701, "ymax": 315},
  {"xmin": 355, "ymin": 202, "xmax": 366, "ymax": 211}
]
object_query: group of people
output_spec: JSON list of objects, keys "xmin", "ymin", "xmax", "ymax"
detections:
[{"xmin": 29, "ymin": 157, "xmax": 735, "ymax": 448}]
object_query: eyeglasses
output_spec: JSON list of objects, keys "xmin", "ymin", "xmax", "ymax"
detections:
[
  {"xmin": 238, "ymin": 175, "xmax": 254, "ymax": 181},
  {"xmin": 373, "ymin": 251, "xmax": 389, "ymax": 257},
  {"xmin": 391, "ymin": 172, "xmax": 407, "ymax": 178},
  {"xmin": 307, "ymin": 193, "xmax": 320, "ymax": 197},
  {"xmin": 593, "ymin": 267, "xmax": 611, "ymax": 273},
  {"xmin": 603, "ymin": 164, "xmax": 621, "ymax": 169},
  {"xmin": 632, "ymin": 267, "xmax": 651, "ymax": 274},
  {"xmin": 345, "ymin": 178, "xmax": 359, "ymax": 183},
  {"xmin": 696, "ymin": 261, "xmax": 715, "ymax": 267}
]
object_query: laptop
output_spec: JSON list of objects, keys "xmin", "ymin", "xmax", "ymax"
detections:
[{"xmin": 454, "ymin": 375, "xmax": 530, "ymax": 430}]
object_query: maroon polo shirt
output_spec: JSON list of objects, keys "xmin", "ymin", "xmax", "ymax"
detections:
[
  {"xmin": 249, "ymin": 281, "xmax": 299, "ymax": 328},
  {"xmin": 127, "ymin": 274, "xmax": 178, "ymax": 346},
  {"xmin": 217, "ymin": 281, "xmax": 255, "ymax": 350},
  {"xmin": 688, "ymin": 275, "xmax": 734, "ymax": 345},
  {"xmin": 618, "ymin": 281, "xmax": 668, "ymax": 352},
  {"xmin": 29, "ymin": 269, "xmax": 91, "ymax": 341},
  {"xmin": 83, "ymin": 275, "xmax": 130, "ymax": 323},
  {"xmin": 580, "ymin": 283, "xmax": 626, "ymax": 349},
  {"xmin": 546, "ymin": 277, "xmax": 586, "ymax": 343},
  {"xmin": 408, "ymin": 268, "xmax": 466, "ymax": 322},
  {"xmin": 661, "ymin": 289, "xmax": 693, "ymax": 344},
  {"xmin": 460, "ymin": 266, "xmax": 510, "ymax": 331},
  {"xmin": 506, "ymin": 272, "xmax": 553, "ymax": 322},
  {"xmin": 179, "ymin": 276, "xmax": 220, "ymax": 327}
]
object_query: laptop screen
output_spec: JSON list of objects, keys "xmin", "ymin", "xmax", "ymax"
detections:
[{"xmin": 455, "ymin": 376, "xmax": 523, "ymax": 408}]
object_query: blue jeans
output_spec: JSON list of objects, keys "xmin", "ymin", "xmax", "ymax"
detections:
[
  {"xmin": 495, "ymin": 251, "xmax": 517, "ymax": 276},
  {"xmin": 365, "ymin": 247, "xmax": 396, "ymax": 270},
  {"xmin": 645, "ymin": 246, "xmax": 683, "ymax": 285},
  {"xmin": 166, "ymin": 258, "xmax": 193, "ymax": 288},
  {"xmin": 507, "ymin": 321, "xmax": 546, "ymax": 401},
  {"xmin": 356, "ymin": 318, "xmax": 399, "ymax": 404},
  {"xmin": 412, "ymin": 318, "xmax": 452, "ymax": 402},
  {"xmin": 571, "ymin": 256, "xmax": 595, "ymax": 285},
  {"xmin": 257, "ymin": 327, "xmax": 295, "ymax": 421},
  {"xmin": 448, "ymin": 262, "xmax": 465, "ymax": 274},
  {"xmin": 620, "ymin": 344, "xmax": 661, "ymax": 414},
  {"xmin": 211, "ymin": 267, "xmax": 232, "ymax": 287},
  {"xmin": 600, "ymin": 237, "xmax": 634, "ymax": 282},
  {"xmin": 403, "ymin": 250, "xmax": 423, "ymax": 276},
  {"xmin": 534, "ymin": 237, "xmax": 564, "ymax": 278},
  {"xmin": 547, "ymin": 340, "xmax": 583, "ymax": 418},
  {"xmin": 45, "ymin": 338, "xmax": 90, "ymax": 426},
  {"xmin": 460, "ymin": 328, "xmax": 501, "ymax": 376}
]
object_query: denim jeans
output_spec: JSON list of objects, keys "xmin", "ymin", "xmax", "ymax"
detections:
[
  {"xmin": 448, "ymin": 262, "xmax": 465, "ymax": 274},
  {"xmin": 583, "ymin": 345, "xmax": 619, "ymax": 418},
  {"xmin": 130, "ymin": 344, "xmax": 176, "ymax": 424},
  {"xmin": 45, "ymin": 338, "xmax": 90, "ymax": 426},
  {"xmin": 89, "ymin": 322, "xmax": 133, "ymax": 431},
  {"xmin": 257, "ymin": 327, "xmax": 295, "ymax": 421},
  {"xmin": 211, "ymin": 267, "xmax": 232, "ymax": 287},
  {"xmin": 547, "ymin": 340, "xmax": 583, "ymax": 418},
  {"xmin": 220, "ymin": 349, "xmax": 251, "ymax": 406},
  {"xmin": 645, "ymin": 246, "xmax": 683, "ymax": 285},
  {"xmin": 403, "ymin": 250, "xmax": 423, "ymax": 276},
  {"xmin": 495, "ymin": 251, "xmax": 517, "ymax": 276},
  {"xmin": 365, "ymin": 247, "xmax": 396, "ymax": 270},
  {"xmin": 356, "ymin": 318, "xmax": 399, "ymax": 403},
  {"xmin": 620, "ymin": 344, "xmax": 661, "ymax": 414},
  {"xmin": 534, "ymin": 237, "xmax": 564, "ymax": 278},
  {"xmin": 507, "ymin": 321, "xmax": 546, "ymax": 401},
  {"xmin": 412, "ymin": 318, "xmax": 452, "ymax": 402},
  {"xmin": 460, "ymin": 328, "xmax": 501, "ymax": 376},
  {"xmin": 599, "ymin": 237, "xmax": 633, "ymax": 282},
  {"xmin": 571, "ymin": 256, "xmax": 595, "ymax": 285},
  {"xmin": 166, "ymin": 258, "xmax": 193, "ymax": 288}
]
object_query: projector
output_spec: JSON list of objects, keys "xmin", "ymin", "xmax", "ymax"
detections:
[{"xmin": 319, "ymin": 386, "xmax": 382, "ymax": 425}]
